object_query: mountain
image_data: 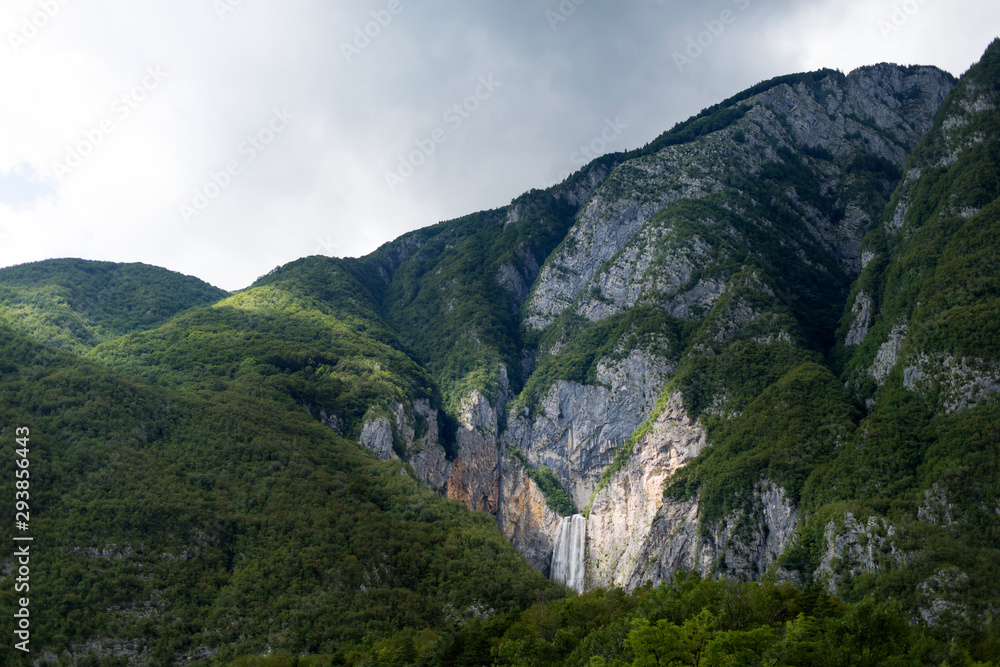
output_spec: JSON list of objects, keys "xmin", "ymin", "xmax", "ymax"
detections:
[
  {"xmin": 0, "ymin": 258, "xmax": 228, "ymax": 353},
  {"xmin": 0, "ymin": 293, "xmax": 561, "ymax": 664},
  {"xmin": 1, "ymin": 40, "xmax": 999, "ymax": 665}
]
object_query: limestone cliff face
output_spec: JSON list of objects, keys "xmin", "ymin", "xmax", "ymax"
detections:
[
  {"xmin": 622, "ymin": 482, "xmax": 798, "ymax": 591},
  {"xmin": 587, "ymin": 391, "xmax": 707, "ymax": 589},
  {"xmin": 496, "ymin": 64, "xmax": 953, "ymax": 590},
  {"xmin": 523, "ymin": 65, "xmax": 954, "ymax": 333},
  {"xmin": 505, "ymin": 349, "xmax": 673, "ymax": 508},
  {"xmin": 359, "ymin": 400, "xmax": 450, "ymax": 486},
  {"xmin": 586, "ymin": 392, "xmax": 797, "ymax": 591},
  {"xmin": 446, "ymin": 388, "xmax": 503, "ymax": 514},
  {"xmin": 353, "ymin": 366, "xmax": 568, "ymax": 569},
  {"xmin": 815, "ymin": 512, "xmax": 909, "ymax": 594},
  {"xmin": 359, "ymin": 417, "xmax": 398, "ymax": 461},
  {"xmin": 496, "ymin": 455, "xmax": 563, "ymax": 574},
  {"xmin": 401, "ymin": 399, "xmax": 452, "ymax": 490}
]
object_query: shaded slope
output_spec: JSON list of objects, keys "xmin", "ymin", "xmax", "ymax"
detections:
[
  {"xmin": 654, "ymin": 39, "xmax": 999, "ymax": 633},
  {"xmin": 839, "ymin": 38, "xmax": 1000, "ymax": 411},
  {"xmin": 784, "ymin": 38, "xmax": 1000, "ymax": 623}
]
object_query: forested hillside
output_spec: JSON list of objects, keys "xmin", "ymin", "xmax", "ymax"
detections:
[
  {"xmin": 0, "ymin": 291, "xmax": 561, "ymax": 664},
  {"xmin": 1, "ymin": 40, "xmax": 998, "ymax": 666},
  {"xmin": 0, "ymin": 259, "xmax": 228, "ymax": 353}
]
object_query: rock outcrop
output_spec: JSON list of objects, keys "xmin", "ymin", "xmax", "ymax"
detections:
[
  {"xmin": 523, "ymin": 65, "xmax": 954, "ymax": 334},
  {"xmin": 359, "ymin": 417, "xmax": 398, "ymax": 461},
  {"xmin": 496, "ymin": 455, "xmax": 563, "ymax": 574},
  {"xmin": 618, "ymin": 483, "xmax": 798, "ymax": 591},
  {"xmin": 505, "ymin": 349, "xmax": 673, "ymax": 508},
  {"xmin": 816, "ymin": 512, "xmax": 907, "ymax": 593},
  {"xmin": 585, "ymin": 391, "xmax": 800, "ymax": 592},
  {"xmin": 587, "ymin": 391, "xmax": 707, "ymax": 589}
]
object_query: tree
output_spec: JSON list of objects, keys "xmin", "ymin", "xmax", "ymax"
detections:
[
  {"xmin": 627, "ymin": 618, "xmax": 690, "ymax": 667},
  {"xmin": 702, "ymin": 626, "xmax": 777, "ymax": 667},
  {"xmin": 682, "ymin": 609, "xmax": 718, "ymax": 666}
]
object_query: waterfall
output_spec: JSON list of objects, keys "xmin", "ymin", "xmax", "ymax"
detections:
[{"xmin": 550, "ymin": 514, "xmax": 587, "ymax": 592}]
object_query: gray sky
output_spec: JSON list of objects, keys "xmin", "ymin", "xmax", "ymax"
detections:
[{"xmin": 0, "ymin": 1, "xmax": 997, "ymax": 291}]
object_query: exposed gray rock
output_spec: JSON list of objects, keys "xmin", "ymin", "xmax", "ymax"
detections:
[
  {"xmin": 587, "ymin": 391, "xmax": 708, "ymax": 589},
  {"xmin": 816, "ymin": 512, "xmax": 908, "ymax": 594},
  {"xmin": 845, "ymin": 291, "xmax": 873, "ymax": 345},
  {"xmin": 69, "ymin": 639, "xmax": 147, "ymax": 664},
  {"xmin": 903, "ymin": 364, "xmax": 923, "ymax": 391},
  {"xmin": 401, "ymin": 399, "xmax": 453, "ymax": 490},
  {"xmin": 73, "ymin": 544, "xmax": 136, "ymax": 560},
  {"xmin": 505, "ymin": 349, "xmax": 673, "ymax": 508},
  {"xmin": 902, "ymin": 353, "xmax": 1000, "ymax": 413},
  {"xmin": 496, "ymin": 261, "xmax": 530, "ymax": 307},
  {"xmin": 711, "ymin": 484, "xmax": 798, "ymax": 580},
  {"xmin": 918, "ymin": 484, "xmax": 958, "ymax": 527},
  {"xmin": 446, "ymin": 388, "xmax": 504, "ymax": 514},
  {"xmin": 870, "ymin": 322, "xmax": 908, "ymax": 384},
  {"xmin": 917, "ymin": 567, "xmax": 972, "ymax": 626},
  {"xmin": 624, "ymin": 482, "xmax": 798, "ymax": 590},
  {"xmin": 711, "ymin": 297, "xmax": 762, "ymax": 343},
  {"xmin": 550, "ymin": 162, "xmax": 615, "ymax": 209},
  {"xmin": 523, "ymin": 65, "xmax": 953, "ymax": 332},
  {"xmin": 359, "ymin": 417, "xmax": 398, "ymax": 461}
]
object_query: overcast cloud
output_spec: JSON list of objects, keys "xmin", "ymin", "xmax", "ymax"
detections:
[{"xmin": 0, "ymin": 0, "xmax": 997, "ymax": 291}]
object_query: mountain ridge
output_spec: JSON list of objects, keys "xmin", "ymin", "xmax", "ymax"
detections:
[{"xmin": 1, "ymin": 42, "xmax": 998, "ymax": 664}]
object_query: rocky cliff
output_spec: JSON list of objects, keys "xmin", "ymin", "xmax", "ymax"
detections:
[
  {"xmin": 496, "ymin": 62, "xmax": 954, "ymax": 590},
  {"xmin": 350, "ymin": 51, "xmax": 998, "ymax": 618},
  {"xmin": 524, "ymin": 64, "xmax": 954, "ymax": 336},
  {"xmin": 504, "ymin": 348, "xmax": 674, "ymax": 509},
  {"xmin": 586, "ymin": 391, "xmax": 707, "ymax": 589}
]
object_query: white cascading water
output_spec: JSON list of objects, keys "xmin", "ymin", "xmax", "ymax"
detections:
[{"xmin": 550, "ymin": 514, "xmax": 587, "ymax": 592}]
